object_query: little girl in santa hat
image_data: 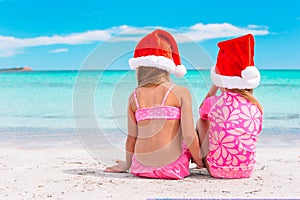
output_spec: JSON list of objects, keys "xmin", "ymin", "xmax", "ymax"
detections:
[
  {"xmin": 197, "ymin": 34, "xmax": 263, "ymax": 179},
  {"xmin": 105, "ymin": 29, "xmax": 204, "ymax": 179}
]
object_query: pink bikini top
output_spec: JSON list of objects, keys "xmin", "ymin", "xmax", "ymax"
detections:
[{"xmin": 133, "ymin": 84, "xmax": 181, "ymax": 122}]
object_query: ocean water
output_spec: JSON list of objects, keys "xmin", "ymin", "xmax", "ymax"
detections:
[{"xmin": 0, "ymin": 70, "xmax": 299, "ymax": 148}]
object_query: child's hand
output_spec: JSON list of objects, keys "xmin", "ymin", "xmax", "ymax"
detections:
[
  {"xmin": 194, "ymin": 158, "xmax": 205, "ymax": 169},
  {"xmin": 209, "ymin": 85, "xmax": 219, "ymax": 95},
  {"xmin": 104, "ymin": 160, "xmax": 129, "ymax": 173}
]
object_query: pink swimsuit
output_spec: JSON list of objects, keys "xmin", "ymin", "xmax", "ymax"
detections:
[
  {"xmin": 199, "ymin": 91, "xmax": 262, "ymax": 178},
  {"xmin": 134, "ymin": 85, "xmax": 181, "ymax": 122},
  {"xmin": 130, "ymin": 84, "xmax": 192, "ymax": 180}
]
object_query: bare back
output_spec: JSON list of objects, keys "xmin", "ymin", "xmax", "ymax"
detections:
[{"xmin": 130, "ymin": 83, "xmax": 183, "ymax": 167}]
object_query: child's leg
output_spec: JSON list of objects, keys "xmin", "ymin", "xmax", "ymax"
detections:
[
  {"xmin": 196, "ymin": 119, "xmax": 210, "ymax": 171},
  {"xmin": 196, "ymin": 119, "xmax": 210, "ymax": 157}
]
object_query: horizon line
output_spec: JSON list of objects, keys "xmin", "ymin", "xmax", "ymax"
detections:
[{"xmin": 1, "ymin": 68, "xmax": 300, "ymax": 72}]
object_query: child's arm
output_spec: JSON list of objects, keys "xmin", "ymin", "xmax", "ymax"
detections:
[
  {"xmin": 199, "ymin": 85, "xmax": 219, "ymax": 107},
  {"xmin": 104, "ymin": 95, "xmax": 137, "ymax": 173},
  {"xmin": 124, "ymin": 99, "xmax": 138, "ymax": 169},
  {"xmin": 180, "ymin": 87, "xmax": 204, "ymax": 168}
]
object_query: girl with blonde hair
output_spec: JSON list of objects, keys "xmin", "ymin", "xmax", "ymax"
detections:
[{"xmin": 105, "ymin": 29, "xmax": 203, "ymax": 179}]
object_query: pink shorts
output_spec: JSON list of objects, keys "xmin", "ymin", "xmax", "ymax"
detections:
[{"xmin": 130, "ymin": 147, "xmax": 191, "ymax": 180}]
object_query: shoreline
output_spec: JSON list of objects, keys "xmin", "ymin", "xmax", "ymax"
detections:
[
  {"xmin": 1, "ymin": 136, "xmax": 300, "ymax": 199},
  {"xmin": 1, "ymin": 130, "xmax": 299, "ymax": 148}
]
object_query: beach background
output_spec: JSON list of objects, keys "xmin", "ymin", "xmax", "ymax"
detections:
[
  {"xmin": 1, "ymin": 70, "xmax": 300, "ymax": 199},
  {"xmin": 1, "ymin": 0, "xmax": 300, "ymax": 199}
]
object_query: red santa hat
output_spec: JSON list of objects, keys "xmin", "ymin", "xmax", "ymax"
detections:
[
  {"xmin": 211, "ymin": 34, "xmax": 261, "ymax": 89},
  {"xmin": 128, "ymin": 29, "xmax": 187, "ymax": 78}
]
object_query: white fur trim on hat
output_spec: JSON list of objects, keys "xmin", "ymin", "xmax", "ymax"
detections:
[
  {"xmin": 128, "ymin": 55, "xmax": 187, "ymax": 77},
  {"xmin": 210, "ymin": 65, "xmax": 260, "ymax": 89},
  {"xmin": 174, "ymin": 65, "xmax": 187, "ymax": 78}
]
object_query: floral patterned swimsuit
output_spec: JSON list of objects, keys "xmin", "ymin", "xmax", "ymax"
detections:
[{"xmin": 199, "ymin": 91, "xmax": 262, "ymax": 178}]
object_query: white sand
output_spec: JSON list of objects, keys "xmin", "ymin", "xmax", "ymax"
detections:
[{"xmin": 1, "ymin": 138, "xmax": 300, "ymax": 200}]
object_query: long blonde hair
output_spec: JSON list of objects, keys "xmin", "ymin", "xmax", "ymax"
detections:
[
  {"xmin": 228, "ymin": 88, "xmax": 263, "ymax": 114},
  {"xmin": 136, "ymin": 66, "xmax": 170, "ymax": 87}
]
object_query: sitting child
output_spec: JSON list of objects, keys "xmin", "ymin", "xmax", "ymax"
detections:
[
  {"xmin": 105, "ymin": 29, "xmax": 203, "ymax": 179},
  {"xmin": 197, "ymin": 34, "xmax": 263, "ymax": 178}
]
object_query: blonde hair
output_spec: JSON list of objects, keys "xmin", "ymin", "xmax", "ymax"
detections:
[
  {"xmin": 228, "ymin": 88, "xmax": 263, "ymax": 114},
  {"xmin": 136, "ymin": 66, "xmax": 170, "ymax": 87}
]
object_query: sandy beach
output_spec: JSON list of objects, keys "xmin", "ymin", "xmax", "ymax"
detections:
[
  {"xmin": 1, "ymin": 136, "xmax": 300, "ymax": 200},
  {"xmin": 1, "ymin": 70, "xmax": 299, "ymax": 199}
]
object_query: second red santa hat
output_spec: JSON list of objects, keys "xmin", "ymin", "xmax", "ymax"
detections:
[{"xmin": 211, "ymin": 34, "xmax": 261, "ymax": 89}]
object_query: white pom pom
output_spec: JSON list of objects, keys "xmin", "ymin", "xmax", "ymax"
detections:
[
  {"xmin": 241, "ymin": 66, "xmax": 260, "ymax": 80},
  {"xmin": 174, "ymin": 65, "xmax": 187, "ymax": 78}
]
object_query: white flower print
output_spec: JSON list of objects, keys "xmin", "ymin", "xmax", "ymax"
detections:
[
  {"xmin": 239, "ymin": 105, "xmax": 261, "ymax": 133},
  {"xmin": 209, "ymin": 131, "xmax": 238, "ymax": 166}
]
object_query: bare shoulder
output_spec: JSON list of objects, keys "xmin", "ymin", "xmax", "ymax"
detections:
[
  {"xmin": 128, "ymin": 92, "xmax": 134, "ymax": 102},
  {"xmin": 128, "ymin": 92, "xmax": 135, "ymax": 109},
  {"xmin": 172, "ymin": 85, "xmax": 192, "ymax": 106},
  {"xmin": 173, "ymin": 85, "xmax": 191, "ymax": 97}
]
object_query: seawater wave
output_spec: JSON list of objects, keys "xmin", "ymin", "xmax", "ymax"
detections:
[{"xmin": 0, "ymin": 70, "xmax": 299, "ymax": 144}]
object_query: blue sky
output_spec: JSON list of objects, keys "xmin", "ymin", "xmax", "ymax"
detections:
[{"xmin": 0, "ymin": 0, "xmax": 299, "ymax": 70}]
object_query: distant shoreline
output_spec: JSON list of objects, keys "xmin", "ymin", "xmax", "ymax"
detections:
[
  {"xmin": 1, "ymin": 69, "xmax": 299, "ymax": 72},
  {"xmin": 0, "ymin": 66, "xmax": 32, "ymax": 72}
]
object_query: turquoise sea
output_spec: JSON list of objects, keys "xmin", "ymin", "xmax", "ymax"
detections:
[{"xmin": 1, "ymin": 70, "xmax": 300, "ymax": 148}]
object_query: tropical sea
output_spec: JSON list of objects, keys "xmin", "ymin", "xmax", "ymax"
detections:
[{"xmin": 0, "ymin": 70, "xmax": 299, "ymax": 153}]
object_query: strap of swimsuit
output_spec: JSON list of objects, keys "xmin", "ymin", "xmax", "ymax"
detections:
[
  {"xmin": 133, "ymin": 89, "xmax": 140, "ymax": 109},
  {"xmin": 161, "ymin": 84, "xmax": 176, "ymax": 106}
]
